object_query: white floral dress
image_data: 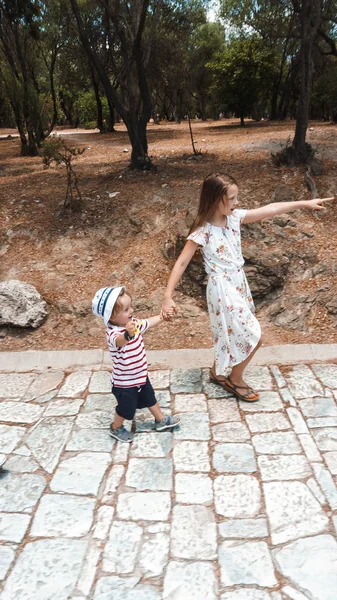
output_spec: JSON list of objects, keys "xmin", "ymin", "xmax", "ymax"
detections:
[{"xmin": 187, "ymin": 209, "xmax": 261, "ymax": 376}]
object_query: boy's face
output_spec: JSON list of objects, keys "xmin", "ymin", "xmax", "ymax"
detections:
[{"xmin": 110, "ymin": 294, "xmax": 133, "ymax": 326}]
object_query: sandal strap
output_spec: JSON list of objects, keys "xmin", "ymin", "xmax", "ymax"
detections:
[{"xmin": 226, "ymin": 376, "xmax": 257, "ymax": 397}]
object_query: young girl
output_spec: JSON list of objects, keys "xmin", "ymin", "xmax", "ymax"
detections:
[{"xmin": 161, "ymin": 173, "xmax": 333, "ymax": 402}]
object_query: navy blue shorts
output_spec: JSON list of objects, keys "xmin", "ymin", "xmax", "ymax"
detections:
[{"xmin": 112, "ymin": 377, "xmax": 157, "ymax": 421}]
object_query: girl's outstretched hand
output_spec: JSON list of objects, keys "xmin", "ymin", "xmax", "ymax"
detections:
[
  {"xmin": 161, "ymin": 298, "xmax": 176, "ymax": 321},
  {"xmin": 305, "ymin": 197, "xmax": 335, "ymax": 210}
]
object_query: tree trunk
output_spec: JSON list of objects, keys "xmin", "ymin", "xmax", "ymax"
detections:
[
  {"xmin": 92, "ymin": 75, "xmax": 104, "ymax": 132},
  {"xmin": 292, "ymin": 0, "xmax": 321, "ymax": 163},
  {"xmin": 240, "ymin": 111, "xmax": 245, "ymax": 126}
]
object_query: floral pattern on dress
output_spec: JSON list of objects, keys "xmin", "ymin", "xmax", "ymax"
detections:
[{"xmin": 187, "ymin": 209, "xmax": 261, "ymax": 376}]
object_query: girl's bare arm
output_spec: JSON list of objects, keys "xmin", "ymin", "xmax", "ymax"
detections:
[
  {"xmin": 243, "ymin": 197, "xmax": 334, "ymax": 224},
  {"xmin": 162, "ymin": 240, "xmax": 199, "ymax": 317}
]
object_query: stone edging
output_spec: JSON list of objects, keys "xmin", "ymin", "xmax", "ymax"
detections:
[{"xmin": 1, "ymin": 343, "xmax": 337, "ymax": 372}]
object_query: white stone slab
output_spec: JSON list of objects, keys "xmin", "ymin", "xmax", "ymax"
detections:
[
  {"xmin": 4, "ymin": 455, "xmax": 39, "ymax": 473},
  {"xmin": 307, "ymin": 417, "xmax": 337, "ymax": 428},
  {"xmin": 252, "ymin": 431, "xmax": 302, "ymax": 454},
  {"xmin": 213, "ymin": 443, "xmax": 257, "ymax": 473},
  {"xmin": 30, "ymin": 494, "xmax": 96, "ymax": 537},
  {"xmin": 240, "ymin": 391, "xmax": 284, "ymax": 412},
  {"xmin": 58, "ymin": 371, "xmax": 91, "ymax": 397},
  {"xmin": 103, "ymin": 521, "xmax": 143, "ymax": 573},
  {"xmin": 163, "ymin": 561, "xmax": 218, "ymax": 600},
  {"xmin": 34, "ymin": 390, "xmax": 58, "ymax": 404},
  {"xmin": 93, "ymin": 576, "xmax": 161, "ymax": 600},
  {"xmin": 0, "ymin": 513, "xmax": 31, "ymax": 543},
  {"xmin": 312, "ymin": 364, "xmax": 337, "ymax": 388},
  {"xmin": 139, "ymin": 532, "xmax": 169, "ymax": 577},
  {"xmin": 102, "ymin": 465, "xmax": 125, "ymax": 503},
  {"xmin": 264, "ymin": 480, "xmax": 329, "ymax": 544},
  {"xmin": 175, "ymin": 473, "xmax": 213, "ymax": 504},
  {"xmin": 93, "ymin": 505, "xmax": 115, "ymax": 540},
  {"xmin": 208, "ymin": 398, "xmax": 240, "ymax": 422},
  {"xmin": 27, "ymin": 416, "xmax": 74, "ymax": 473},
  {"xmin": 219, "ymin": 518, "xmax": 268, "ymax": 539},
  {"xmin": 273, "ymin": 535, "xmax": 337, "ymax": 600},
  {"xmin": 26, "ymin": 371, "xmax": 64, "ymax": 400},
  {"xmin": 286, "ymin": 364, "xmax": 324, "ymax": 398},
  {"xmin": 173, "ymin": 441, "xmax": 210, "ymax": 472},
  {"xmin": 219, "ymin": 540, "xmax": 277, "ymax": 586},
  {"xmin": 270, "ymin": 365, "xmax": 287, "ymax": 388},
  {"xmin": 312, "ymin": 462, "xmax": 337, "ymax": 509},
  {"xmin": 324, "ymin": 451, "xmax": 337, "ymax": 475},
  {"xmin": 0, "ymin": 473, "xmax": 46, "ymax": 513},
  {"xmin": 221, "ymin": 591, "xmax": 273, "ymax": 600},
  {"xmin": 0, "ymin": 546, "xmax": 15, "ymax": 580},
  {"xmin": 0, "ymin": 402, "xmax": 43, "ymax": 424},
  {"xmin": 174, "ymin": 393, "xmax": 207, "ymax": 413},
  {"xmin": 307, "ymin": 477, "xmax": 326, "ymax": 505},
  {"xmin": 117, "ymin": 492, "xmax": 171, "ymax": 521},
  {"xmin": 173, "ymin": 412, "xmax": 210, "ymax": 440},
  {"xmin": 0, "ymin": 373, "xmax": 35, "ymax": 399},
  {"xmin": 84, "ymin": 394, "xmax": 116, "ymax": 412},
  {"xmin": 88, "ymin": 371, "xmax": 111, "ymax": 393},
  {"xmin": 76, "ymin": 412, "xmax": 113, "ymax": 428},
  {"xmin": 312, "ymin": 428, "xmax": 337, "ymax": 451},
  {"xmin": 245, "ymin": 412, "xmax": 290, "ymax": 433},
  {"xmin": 286, "ymin": 407, "xmax": 309, "ymax": 434},
  {"xmin": 126, "ymin": 458, "xmax": 173, "ymax": 491},
  {"xmin": 280, "ymin": 387, "xmax": 296, "ymax": 406},
  {"xmin": 149, "ymin": 370, "xmax": 170, "ymax": 389},
  {"xmin": 66, "ymin": 428, "xmax": 114, "ymax": 452},
  {"xmin": 172, "ymin": 504, "xmax": 217, "ymax": 560},
  {"xmin": 299, "ymin": 397, "xmax": 337, "ymax": 418},
  {"xmin": 212, "ymin": 422, "xmax": 250, "ymax": 443},
  {"xmin": 50, "ymin": 452, "xmax": 110, "ymax": 495},
  {"xmin": 0, "ymin": 539, "xmax": 87, "ymax": 600},
  {"xmin": 258, "ymin": 455, "xmax": 311, "ymax": 481},
  {"xmin": 153, "ymin": 390, "xmax": 171, "ymax": 408},
  {"xmin": 298, "ymin": 433, "xmax": 322, "ymax": 462},
  {"xmin": 0, "ymin": 425, "xmax": 25, "ymax": 453},
  {"xmin": 44, "ymin": 398, "xmax": 83, "ymax": 416},
  {"xmin": 214, "ymin": 475, "xmax": 261, "ymax": 518},
  {"xmin": 77, "ymin": 541, "xmax": 101, "ymax": 596},
  {"xmin": 244, "ymin": 366, "xmax": 273, "ymax": 390},
  {"xmin": 170, "ymin": 368, "xmax": 202, "ymax": 393}
]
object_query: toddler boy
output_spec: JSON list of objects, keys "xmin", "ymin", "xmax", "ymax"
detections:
[{"xmin": 92, "ymin": 285, "xmax": 180, "ymax": 442}]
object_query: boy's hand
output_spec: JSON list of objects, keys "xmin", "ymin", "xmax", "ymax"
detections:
[{"xmin": 125, "ymin": 320, "xmax": 136, "ymax": 338}]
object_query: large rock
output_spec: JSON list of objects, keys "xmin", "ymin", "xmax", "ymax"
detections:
[
  {"xmin": 243, "ymin": 246, "xmax": 289, "ymax": 299},
  {"xmin": 267, "ymin": 294, "xmax": 316, "ymax": 331},
  {"xmin": 270, "ymin": 184, "xmax": 295, "ymax": 203},
  {"xmin": 0, "ymin": 280, "xmax": 48, "ymax": 328}
]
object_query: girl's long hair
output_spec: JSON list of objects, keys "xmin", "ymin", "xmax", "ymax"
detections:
[{"xmin": 189, "ymin": 173, "xmax": 237, "ymax": 234}]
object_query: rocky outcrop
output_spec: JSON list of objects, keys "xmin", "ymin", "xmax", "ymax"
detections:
[
  {"xmin": 243, "ymin": 246, "xmax": 290, "ymax": 299},
  {"xmin": 267, "ymin": 294, "xmax": 316, "ymax": 331},
  {"xmin": 0, "ymin": 280, "xmax": 48, "ymax": 328}
]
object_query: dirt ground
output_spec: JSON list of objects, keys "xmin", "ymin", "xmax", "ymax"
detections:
[{"xmin": 1, "ymin": 119, "xmax": 337, "ymax": 353}]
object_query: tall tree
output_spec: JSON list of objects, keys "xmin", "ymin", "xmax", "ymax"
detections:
[{"xmin": 69, "ymin": 0, "xmax": 162, "ymax": 169}]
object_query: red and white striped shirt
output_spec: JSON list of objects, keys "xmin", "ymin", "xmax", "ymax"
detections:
[{"xmin": 106, "ymin": 318, "xmax": 149, "ymax": 388}]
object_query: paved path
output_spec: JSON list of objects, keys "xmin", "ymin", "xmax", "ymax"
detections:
[{"xmin": 0, "ymin": 349, "xmax": 337, "ymax": 600}]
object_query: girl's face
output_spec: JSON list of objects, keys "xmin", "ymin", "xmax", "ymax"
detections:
[
  {"xmin": 214, "ymin": 184, "xmax": 239, "ymax": 219},
  {"xmin": 110, "ymin": 294, "xmax": 133, "ymax": 326}
]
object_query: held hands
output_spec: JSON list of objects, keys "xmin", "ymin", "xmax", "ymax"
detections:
[
  {"xmin": 305, "ymin": 197, "xmax": 335, "ymax": 210},
  {"xmin": 161, "ymin": 298, "xmax": 177, "ymax": 321}
]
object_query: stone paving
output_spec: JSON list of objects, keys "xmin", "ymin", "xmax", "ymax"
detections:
[{"xmin": 1, "ymin": 358, "xmax": 337, "ymax": 599}]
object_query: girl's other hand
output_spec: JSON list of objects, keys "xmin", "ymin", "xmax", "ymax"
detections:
[
  {"xmin": 305, "ymin": 197, "xmax": 335, "ymax": 210},
  {"xmin": 161, "ymin": 298, "xmax": 176, "ymax": 321}
]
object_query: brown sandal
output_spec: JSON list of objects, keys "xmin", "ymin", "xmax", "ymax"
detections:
[
  {"xmin": 222, "ymin": 376, "xmax": 259, "ymax": 403},
  {"xmin": 209, "ymin": 368, "xmax": 228, "ymax": 387}
]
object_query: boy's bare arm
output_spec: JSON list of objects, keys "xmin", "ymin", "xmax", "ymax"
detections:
[{"xmin": 147, "ymin": 309, "xmax": 174, "ymax": 329}]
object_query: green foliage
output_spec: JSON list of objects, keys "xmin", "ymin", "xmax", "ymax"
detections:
[{"xmin": 209, "ymin": 35, "xmax": 279, "ymax": 123}]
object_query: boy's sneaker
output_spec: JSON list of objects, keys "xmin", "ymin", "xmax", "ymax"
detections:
[
  {"xmin": 155, "ymin": 415, "xmax": 180, "ymax": 431},
  {"xmin": 109, "ymin": 425, "xmax": 134, "ymax": 443}
]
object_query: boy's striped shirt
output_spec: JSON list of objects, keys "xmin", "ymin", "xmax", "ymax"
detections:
[{"xmin": 106, "ymin": 319, "xmax": 149, "ymax": 387}]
